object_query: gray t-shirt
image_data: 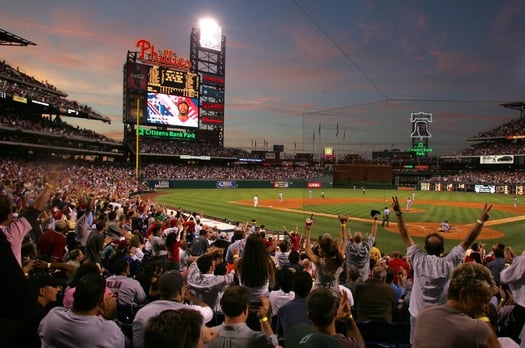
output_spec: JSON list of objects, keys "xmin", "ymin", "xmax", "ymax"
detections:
[
  {"xmin": 106, "ymin": 275, "xmax": 146, "ymax": 306},
  {"xmin": 345, "ymin": 236, "xmax": 375, "ymax": 282},
  {"xmin": 413, "ymin": 304, "xmax": 491, "ymax": 348},
  {"xmin": 39, "ymin": 306, "xmax": 125, "ymax": 348},
  {"xmin": 207, "ymin": 322, "xmax": 276, "ymax": 348},
  {"xmin": 407, "ymin": 244, "xmax": 465, "ymax": 318}
]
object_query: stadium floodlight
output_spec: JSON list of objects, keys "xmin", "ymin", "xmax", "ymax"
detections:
[{"xmin": 199, "ymin": 18, "xmax": 222, "ymax": 51}]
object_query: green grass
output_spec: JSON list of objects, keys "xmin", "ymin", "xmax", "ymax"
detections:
[{"xmin": 154, "ymin": 188, "xmax": 525, "ymax": 254}]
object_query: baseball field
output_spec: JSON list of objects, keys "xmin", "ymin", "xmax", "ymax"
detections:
[{"xmin": 152, "ymin": 188, "xmax": 525, "ymax": 254}]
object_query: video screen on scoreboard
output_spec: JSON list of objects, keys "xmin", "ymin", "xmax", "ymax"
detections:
[{"xmin": 146, "ymin": 93, "xmax": 199, "ymax": 128}]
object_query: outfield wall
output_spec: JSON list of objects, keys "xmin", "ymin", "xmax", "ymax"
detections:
[
  {"xmin": 147, "ymin": 178, "xmax": 333, "ymax": 189},
  {"xmin": 420, "ymin": 182, "xmax": 525, "ymax": 195},
  {"xmin": 146, "ymin": 179, "xmax": 523, "ymax": 193}
]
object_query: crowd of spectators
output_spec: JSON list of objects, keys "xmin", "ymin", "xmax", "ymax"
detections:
[
  {"xmin": 2, "ymin": 58, "xmax": 525, "ymax": 347},
  {"xmin": 0, "ymin": 59, "xmax": 106, "ymax": 119},
  {"xmin": 141, "ymin": 162, "xmax": 326, "ymax": 181},
  {"xmin": 0, "ymin": 158, "xmax": 150, "ymax": 205},
  {"xmin": 135, "ymin": 138, "xmax": 257, "ymax": 158},
  {"xmin": 2, "ymin": 171, "xmax": 524, "ymax": 347},
  {"xmin": 472, "ymin": 116, "xmax": 525, "ymax": 139},
  {"xmin": 451, "ymin": 141, "xmax": 525, "ymax": 157},
  {"xmin": 447, "ymin": 115, "xmax": 525, "ymax": 157},
  {"xmin": 0, "ymin": 113, "xmax": 117, "ymax": 143},
  {"xmin": 0, "ymin": 110, "xmax": 301, "ymax": 162},
  {"xmin": 428, "ymin": 170, "xmax": 525, "ymax": 185},
  {"xmin": 0, "ymin": 59, "xmax": 66, "ymax": 98},
  {"xmin": 0, "ymin": 159, "xmax": 363, "ymax": 347}
]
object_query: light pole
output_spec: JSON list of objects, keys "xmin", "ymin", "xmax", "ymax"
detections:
[{"xmin": 135, "ymin": 99, "xmax": 140, "ymax": 179}]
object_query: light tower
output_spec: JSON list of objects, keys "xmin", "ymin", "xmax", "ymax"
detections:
[{"xmin": 190, "ymin": 18, "xmax": 226, "ymax": 146}]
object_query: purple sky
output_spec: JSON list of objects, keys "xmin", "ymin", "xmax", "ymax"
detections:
[{"xmin": 2, "ymin": 0, "xmax": 525, "ymax": 157}]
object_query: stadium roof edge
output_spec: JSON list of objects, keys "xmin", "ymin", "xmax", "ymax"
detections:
[
  {"xmin": 0, "ymin": 28, "xmax": 36, "ymax": 46},
  {"xmin": 501, "ymin": 101, "xmax": 525, "ymax": 114}
]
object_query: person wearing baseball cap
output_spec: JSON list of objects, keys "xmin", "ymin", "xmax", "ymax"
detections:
[{"xmin": 19, "ymin": 274, "xmax": 64, "ymax": 347}]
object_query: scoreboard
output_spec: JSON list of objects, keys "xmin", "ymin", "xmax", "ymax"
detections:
[
  {"xmin": 124, "ymin": 61, "xmax": 199, "ymax": 127},
  {"xmin": 147, "ymin": 65, "xmax": 199, "ymax": 97}
]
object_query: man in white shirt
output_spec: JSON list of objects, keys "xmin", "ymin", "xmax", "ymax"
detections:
[
  {"xmin": 187, "ymin": 250, "xmax": 235, "ymax": 310},
  {"xmin": 392, "ymin": 196, "xmax": 492, "ymax": 344}
]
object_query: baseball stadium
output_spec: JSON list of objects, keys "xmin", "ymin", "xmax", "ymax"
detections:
[
  {"xmin": 1, "ymin": 18, "xmax": 525, "ymax": 347},
  {"xmin": 2, "ymin": 26, "xmax": 525, "ymax": 252}
]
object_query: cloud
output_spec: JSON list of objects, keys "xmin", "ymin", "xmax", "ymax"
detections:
[
  {"xmin": 428, "ymin": 49, "xmax": 499, "ymax": 76},
  {"xmin": 489, "ymin": 0, "xmax": 525, "ymax": 46}
]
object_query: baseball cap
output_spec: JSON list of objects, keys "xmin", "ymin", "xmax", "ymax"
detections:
[
  {"xmin": 285, "ymin": 323, "xmax": 339, "ymax": 348},
  {"xmin": 158, "ymin": 270, "xmax": 184, "ymax": 298}
]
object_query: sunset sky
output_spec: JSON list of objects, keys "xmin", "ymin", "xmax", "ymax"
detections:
[{"xmin": 2, "ymin": 0, "xmax": 525, "ymax": 157}]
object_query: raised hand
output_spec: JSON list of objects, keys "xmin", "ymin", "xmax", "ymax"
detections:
[
  {"xmin": 98, "ymin": 293, "xmax": 117, "ymax": 319},
  {"xmin": 338, "ymin": 214, "xmax": 349, "ymax": 224},
  {"xmin": 478, "ymin": 203, "xmax": 492, "ymax": 223},
  {"xmin": 391, "ymin": 196, "xmax": 402, "ymax": 214}
]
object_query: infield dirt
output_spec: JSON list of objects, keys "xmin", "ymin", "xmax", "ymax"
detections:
[{"xmin": 231, "ymin": 197, "xmax": 525, "ymax": 240}]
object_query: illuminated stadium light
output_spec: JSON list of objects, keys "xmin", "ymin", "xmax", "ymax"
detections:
[
  {"xmin": 31, "ymin": 100, "xmax": 49, "ymax": 106},
  {"xmin": 199, "ymin": 18, "xmax": 222, "ymax": 51}
]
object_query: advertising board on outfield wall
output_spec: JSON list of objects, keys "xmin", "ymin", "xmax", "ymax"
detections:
[
  {"xmin": 480, "ymin": 155, "xmax": 514, "ymax": 164},
  {"xmin": 421, "ymin": 182, "xmax": 521, "ymax": 195},
  {"xmin": 147, "ymin": 180, "xmax": 324, "ymax": 189},
  {"xmin": 273, "ymin": 181, "xmax": 289, "ymax": 188},
  {"xmin": 217, "ymin": 181, "xmax": 238, "ymax": 189}
]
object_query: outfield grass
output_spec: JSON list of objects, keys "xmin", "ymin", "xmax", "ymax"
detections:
[{"xmin": 154, "ymin": 188, "xmax": 525, "ymax": 254}]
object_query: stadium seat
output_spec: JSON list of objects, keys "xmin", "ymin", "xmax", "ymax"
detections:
[
  {"xmin": 356, "ymin": 320, "xmax": 410, "ymax": 348},
  {"xmin": 116, "ymin": 303, "xmax": 144, "ymax": 324},
  {"xmin": 116, "ymin": 304, "xmax": 144, "ymax": 342}
]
